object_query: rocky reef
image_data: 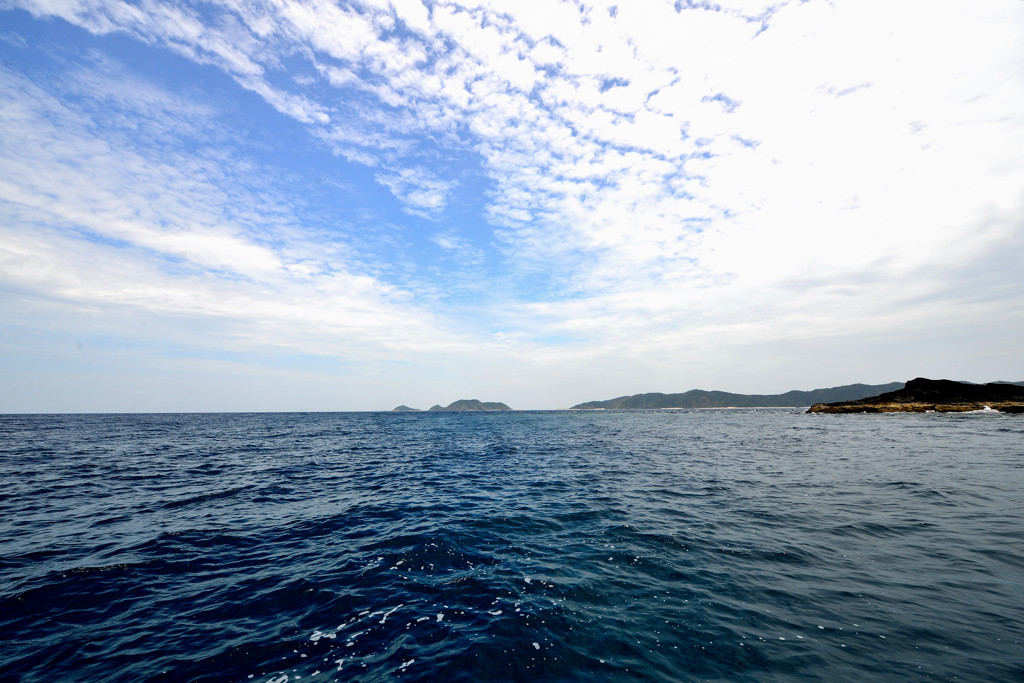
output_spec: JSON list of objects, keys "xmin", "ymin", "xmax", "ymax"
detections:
[{"xmin": 807, "ymin": 378, "xmax": 1024, "ymax": 414}]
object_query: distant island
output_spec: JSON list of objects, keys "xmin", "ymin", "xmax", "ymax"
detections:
[
  {"xmin": 808, "ymin": 378, "xmax": 1024, "ymax": 413},
  {"xmin": 392, "ymin": 399, "xmax": 513, "ymax": 412},
  {"xmin": 571, "ymin": 382, "xmax": 904, "ymax": 410}
]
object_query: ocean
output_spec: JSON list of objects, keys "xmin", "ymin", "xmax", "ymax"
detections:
[{"xmin": 1, "ymin": 409, "xmax": 1022, "ymax": 682}]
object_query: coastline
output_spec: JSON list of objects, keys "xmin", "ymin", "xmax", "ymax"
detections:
[
  {"xmin": 806, "ymin": 378, "xmax": 1024, "ymax": 414},
  {"xmin": 808, "ymin": 402, "xmax": 1024, "ymax": 414}
]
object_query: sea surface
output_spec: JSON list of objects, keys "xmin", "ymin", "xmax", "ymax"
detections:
[{"xmin": 1, "ymin": 409, "xmax": 1022, "ymax": 682}]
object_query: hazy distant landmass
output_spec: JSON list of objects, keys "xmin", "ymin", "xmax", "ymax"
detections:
[
  {"xmin": 391, "ymin": 405, "xmax": 419, "ymax": 412},
  {"xmin": 808, "ymin": 378, "xmax": 1024, "ymax": 413},
  {"xmin": 571, "ymin": 382, "xmax": 905, "ymax": 410},
  {"xmin": 393, "ymin": 399, "xmax": 513, "ymax": 412},
  {"xmin": 431, "ymin": 399, "xmax": 512, "ymax": 411}
]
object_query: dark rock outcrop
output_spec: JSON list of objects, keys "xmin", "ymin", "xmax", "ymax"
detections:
[{"xmin": 807, "ymin": 378, "xmax": 1024, "ymax": 413}]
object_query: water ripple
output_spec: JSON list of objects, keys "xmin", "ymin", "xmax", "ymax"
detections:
[{"xmin": 1, "ymin": 410, "xmax": 1022, "ymax": 681}]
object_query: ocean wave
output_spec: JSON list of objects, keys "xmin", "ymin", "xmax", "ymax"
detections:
[{"xmin": 1, "ymin": 411, "xmax": 1022, "ymax": 681}]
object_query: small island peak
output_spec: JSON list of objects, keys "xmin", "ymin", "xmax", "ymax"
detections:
[{"xmin": 392, "ymin": 399, "xmax": 512, "ymax": 412}]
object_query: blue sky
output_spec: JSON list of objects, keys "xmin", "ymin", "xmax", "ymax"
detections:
[{"xmin": 1, "ymin": 0, "xmax": 1022, "ymax": 411}]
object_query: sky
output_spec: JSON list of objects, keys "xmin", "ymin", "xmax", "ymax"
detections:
[{"xmin": 0, "ymin": 0, "xmax": 1022, "ymax": 412}]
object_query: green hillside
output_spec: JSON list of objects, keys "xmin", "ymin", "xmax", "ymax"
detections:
[{"xmin": 571, "ymin": 383, "xmax": 905, "ymax": 409}]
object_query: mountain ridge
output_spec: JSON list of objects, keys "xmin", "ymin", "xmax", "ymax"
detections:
[
  {"xmin": 392, "ymin": 399, "xmax": 512, "ymax": 411},
  {"xmin": 571, "ymin": 382, "xmax": 906, "ymax": 410}
]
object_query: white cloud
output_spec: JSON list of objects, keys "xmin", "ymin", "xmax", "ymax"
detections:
[
  {"xmin": 431, "ymin": 229, "xmax": 484, "ymax": 266},
  {"xmin": 0, "ymin": 63, "xmax": 463, "ymax": 362},
  {"xmin": 375, "ymin": 167, "xmax": 456, "ymax": 217},
  {"xmin": 2, "ymin": 0, "xmax": 1022, "ymax": 407}
]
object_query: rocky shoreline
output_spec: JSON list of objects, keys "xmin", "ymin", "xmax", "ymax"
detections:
[{"xmin": 808, "ymin": 378, "xmax": 1024, "ymax": 414}]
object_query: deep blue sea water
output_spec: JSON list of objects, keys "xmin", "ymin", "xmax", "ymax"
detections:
[{"xmin": 1, "ymin": 409, "xmax": 1022, "ymax": 682}]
